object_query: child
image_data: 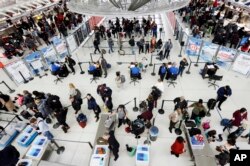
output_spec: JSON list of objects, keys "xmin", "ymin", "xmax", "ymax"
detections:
[{"xmin": 171, "ymin": 136, "xmax": 186, "ymax": 157}]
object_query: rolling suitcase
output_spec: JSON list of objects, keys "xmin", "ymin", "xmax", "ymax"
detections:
[{"xmin": 76, "ymin": 113, "xmax": 87, "ymax": 128}]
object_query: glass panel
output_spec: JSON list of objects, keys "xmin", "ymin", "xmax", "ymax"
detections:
[
  {"xmin": 232, "ymin": 52, "xmax": 250, "ymax": 75},
  {"xmin": 200, "ymin": 41, "xmax": 219, "ymax": 62},
  {"xmin": 24, "ymin": 51, "xmax": 47, "ymax": 76},
  {"xmin": 216, "ymin": 46, "xmax": 237, "ymax": 69},
  {"xmin": 5, "ymin": 60, "xmax": 32, "ymax": 84}
]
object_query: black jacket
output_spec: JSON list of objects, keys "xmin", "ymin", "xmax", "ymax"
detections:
[
  {"xmin": 108, "ymin": 131, "xmax": 120, "ymax": 152},
  {"xmin": 0, "ymin": 145, "xmax": 20, "ymax": 166}
]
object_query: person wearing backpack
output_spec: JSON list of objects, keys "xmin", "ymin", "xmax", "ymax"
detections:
[
  {"xmin": 129, "ymin": 36, "xmax": 135, "ymax": 55},
  {"xmin": 68, "ymin": 83, "xmax": 81, "ymax": 100},
  {"xmin": 115, "ymin": 71, "xmax": 125, "ymax": 88},
  {"xmin": 117, "ymin": 105, "xmax": 127, "ymax": 128},
  {"xmin": 65, "ymin": 56, "xmax": 76, "ymax": 75},
  {"xmin": 97, "ymin": 84, "xmax": 112, "ymax": 102}
]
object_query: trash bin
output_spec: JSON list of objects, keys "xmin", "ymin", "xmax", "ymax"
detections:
[{"xmin": 149, "ymin": 126, "xmax": 159, "ymax": 141}]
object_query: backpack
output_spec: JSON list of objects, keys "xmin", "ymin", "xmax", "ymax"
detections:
[
  {"xmin": 220, "ymin": 118, "xmax": 231, "ymax": 127},
  {"xmin": 202, "ymin": 121, "xmax": 210, "ymax": 130},
  {"xmin": 207, "ymin": 98, "xmax": 216, "ymax": 109},
  {"xmin": 121, "ymin": 75, "xmax": 126, "ymax": 83}
]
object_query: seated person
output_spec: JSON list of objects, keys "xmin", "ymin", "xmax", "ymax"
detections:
[
  {"xmin": 130, "ymin": 63, "xmax": 141, "ymax": 79},
  {"xmin": 165, "ymin": 62, "xmax": 172, "ymax": 80},
  {"xmin": 88, "ymin": 62, "xmax": 102, "ymax": 77},
  {"xmin": 202, "ymin": 62, "xmax": 218, "ymax": 79},
  {"xmin": 129, "ymin": 62, "xmax": 135, "ymax": 69},
  {"xmin": 58, "ymin": 63, "xmax": 69, "ymax": 77},
  {"xmin": 50, "ymin": 62, "xmax": 60, "ymax": 75},
  {"xmin": 168, "ymin": 63, "xmax": 179, "ymax": 80}
]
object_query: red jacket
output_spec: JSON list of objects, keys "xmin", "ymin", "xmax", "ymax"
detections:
[
  {"xmin": 171, "ymin": 140, "xmax": 184, "ymax": 154},
  {"xmin": 232, "ymin": 110, "xmax": 248, "ymax": 127}
]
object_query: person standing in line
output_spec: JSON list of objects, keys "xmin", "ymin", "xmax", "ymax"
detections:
[
  {"xmin": 100, "ymin": 56, "xmax": 108, "ymax": 78},
  {"xmin": 86, "ymin": 94, "xmax": 101, "ymax": 122},
  {"xmin": 138, "ymin": 37, "xmax": 145, "ymax": 54},
  {"xmin": 188, "ymin": 99, "xmax": 207, "ymax": 120},
  {"xmin": 158, "ymin": 63, "xmax": 167, "ymax": 81},
  {"xmin": 171, "ymin": 136, "xmax": 186, "ymax": 157},
  {"xmin": 65, "ymin": 56, "xmax": 76, "ymax": 75},
  {"xmin": 163, "ymin": 39, "xmax": 173, "ymax": 59},
  {"xmin": 93, "ymin": 38, "xmax": 101, "ymax": 54},
  {"xmin": 107, "ymin": 37, "xmax": 114, "ymax": 54},
  {"xmin": 129, "ymin": 36, "xmax": 135, "ymax": 55},
  {"xmin": 216, "ymin": 85, "xmax": 232, "ymax": 111},
  {"xmin": 145, "ymin": 41, "xmax": 150, "ymax": 54},
  {"xmin": 104, "ymin": 96, "xmax": 113, "ymax": 112},
  {"xmin": 103, "ymin": 131, "xmax": 120, "ymax": 161},
  {"xmin": 115, "ymin": 71, "xmax": 123, "ymax": 88},
  {"xmin": 178, "ymin": 58, "xmax": 188, "ymax": 76},
  {"xmin": 168, "ymin": 109, "xmax": 181, "ymax": 133},
  {"xmin": 117, "ymin": 105, "xmax": 127, "ymax": 128}
]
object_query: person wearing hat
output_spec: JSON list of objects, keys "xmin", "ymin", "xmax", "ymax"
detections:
[
  {"xmin": 188, "ymin": 99, "xmax": 207, "ymax": 120},
  {"xmin": 216, "ymin": 85, "xmax": 232, "ymax": 111}
]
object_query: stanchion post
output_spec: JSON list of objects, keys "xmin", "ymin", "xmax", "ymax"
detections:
[
  {"xmin": 149, "ymin": 53, "xmax": 153, "ymax": 66},
  {"xmin": 78, "ymin": 62, "xmax": 85, "ymax": 74},
  {"xmin": 186, "ymin": 61, "xmax": 192, "ymax": 74},
  {"xmin": 88, "ymin": 142, "xmax": 93, "ymax": 149},
  {"xmin": 19, "ymin": 71, "xmax": 28, "ymax": 84},
  {"xmin": 0, "ymin": 81, "xmax": 15, "ymax": 93},
  {"xmin": 133, "ymin": 97, "xmax": 139, "ymax": 112},
  {"xmin": 90, "ymin": 53, "xmax": 94, "ymax": 62},
  {"xmin": 194, "ymin": 40, "xmax": 204, "ymax": 67},
  {"xmin": 158, "ymin": 100, "xmax": 165, "ymax": 114},
  {"xmin": 151, "ymin": 64, "xmax": 156, "ymax": 76}
]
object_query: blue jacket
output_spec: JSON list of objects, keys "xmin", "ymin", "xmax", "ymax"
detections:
[
  {"xmin": 87, "ymin": 97, "xmax": 98, "ymax": 110},
  {"xmin": 217, "ymin": 87, "xmax": 232, "ymax": 97},
  {"xmin": 51, "ymin": 64, "xmax": 60, "ymax": 72},
  {"xmin": 169, "ymin": 66, "xmax": 179, "ymax": 75},
  {"xmin": 158, "ymin": 66, "xmax": 167, "ymax": 75},
  {"xmin": 131, "ymin": 67, "xmax": 140, "ymax": 75}
]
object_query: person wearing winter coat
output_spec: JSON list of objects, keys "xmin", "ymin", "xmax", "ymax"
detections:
[
  {"xmin": 34, "ymin": 99, "xmax": 50, "ymax": 118},
  {"xmin": 87, "ymin": 94, "xmax": 101, "ymax": 122},
  {"xmin": 100, "ymin": 56, "xmax": 108, "ymax": 78},
  {"xmin": 0, "ymin": 145, "xmax": 20, "ymax": 166},
  {"xmin": 104, "ymin": 96, "xmax": 113, "ymax": 112},
  {"xmin": 171, "ymin": 136, "xmax": 186, "ymax": 157},
  {"xmin": 163, "ymin": 39, "xmax": 173, "ymax": 59},
  {"xmin": 222, "ymin": 108, "xmax": 248, "ymax": 132},
  {"xmin": 71, "ymin": 96, "xmax": 82, "ymax": 114},
  {"xmin": 54, "ymin": 108, "xmax": 70, "ymax": 133},
  {"xmin": 169, "ymin": 109, "xmax": 181, "ymax": 133},
  {"xmin": 117, "ymin": 105, "xmax": 127, "ymax": 128},
  {"xmin": 216, "ymin": 85, "xmax": 232, "ymax": 111},
  {"xmin": 0, "ymin": 94, "xmax": 18, "ymax": 113},
  {"xmin": 103, "ymin": 131, "xmax": 120, "ymax": 161},
  {"xmin": 65, "ymin": 56, "xmax": 76, "ymax": 74},
  {"xmin": 158, "ymin": 63, "xmax": 167, "ymax": 81}
]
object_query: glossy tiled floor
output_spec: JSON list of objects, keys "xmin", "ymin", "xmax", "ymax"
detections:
[{"xmin": 1, "ymin": 14, "xmax": 250, "ymax": 166}]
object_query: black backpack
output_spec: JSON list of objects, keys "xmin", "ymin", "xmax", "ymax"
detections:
[{"xmin": 207, "ymin": 98, "xmax": 216, "ymax": 110}]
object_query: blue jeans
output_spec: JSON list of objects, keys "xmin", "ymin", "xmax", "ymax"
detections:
[{"xmin": 44, "ymin": 131, "xmax": 54, "ymax": 140}]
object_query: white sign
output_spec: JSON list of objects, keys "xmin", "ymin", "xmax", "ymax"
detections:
[
  {"xmin": 232, "ymin": 52, "xmax": 250, "ymax": 75},
  {"xmin": 5, "ymin": 61, "xmax": 31, "ymax": 84}
]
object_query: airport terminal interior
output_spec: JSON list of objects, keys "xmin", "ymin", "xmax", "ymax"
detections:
[{"xmin": 0, "ymin": 0, "xmax": 250, "ymax": 166}]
